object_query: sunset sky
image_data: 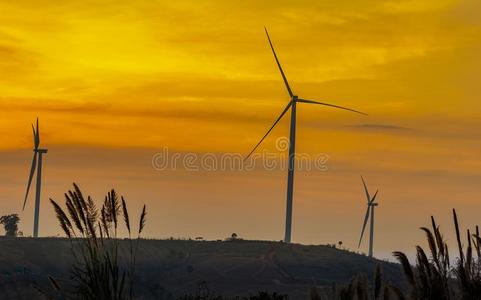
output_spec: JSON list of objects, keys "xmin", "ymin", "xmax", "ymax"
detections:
[{"xmin": 1, "ymin": 0, "xmax": 481, "ymax": 259}]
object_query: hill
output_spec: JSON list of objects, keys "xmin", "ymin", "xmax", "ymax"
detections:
[{"xmin": 0, "ymin": 238, "xmax": 405, "ymax": 299}]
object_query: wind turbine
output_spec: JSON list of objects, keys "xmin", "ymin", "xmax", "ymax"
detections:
[
  {"xmin": 358, "ymin": 176, "xmax": 379, "ymax": 257},
  {"xmin": 245, "ymin": 28, "xmax": 367, "ymax": 243},
  {"xmin": 22, "ymin": 118, "xmax": 48, "ymax": 238}
]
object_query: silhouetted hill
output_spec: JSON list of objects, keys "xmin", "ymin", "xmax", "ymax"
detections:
[{"xmin": 0, "ymin": 238, "xmax": 405, "ymax": 299}]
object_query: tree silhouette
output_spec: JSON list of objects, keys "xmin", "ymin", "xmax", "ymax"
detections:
[{"xmin": 0, "ymin": 214, "xmax": 20, "ymax": 237}]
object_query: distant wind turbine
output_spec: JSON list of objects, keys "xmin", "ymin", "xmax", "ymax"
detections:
[
  {"xmin": 245, "ymin": 28, "xmax": 367, "ymax": 243},
  {"xmin": 22, "ymin": 118, "xmax": 48, "ymax": 238},
  {"xmin": 358, "ymin": 176, "xmax": 379, "ymax": 257}
]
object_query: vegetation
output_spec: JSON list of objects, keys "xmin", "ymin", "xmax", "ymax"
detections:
[
  {"xmin": 0, "ymin": 214, "xmax": 20, "ymax": 237},
  {"xmin": 310, "ymin": 264, "xmax": 405, "ymax": 300},
  {"xmin": 393, "ymin": 209, "xmax": 481, "ymax": 299},
  {"xmin": 308, "ymin": 208, "xmax": 481, "ymax": 300},
  {"xmin": 49, "ymin": 183, "xmax": 147, "ymax": 300},
  {"xmin": 178, "ymin": 282, "xmax": 287, "ymax": 300}
]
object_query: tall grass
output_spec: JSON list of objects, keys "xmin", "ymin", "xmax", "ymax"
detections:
[
  {"xmin": 310, "ymin": 264, "xmax": 405, "ymax": 300},
  {"xmin": 50, "ymin": 183, "xmax": 147, "ymax": 300},
  {"xmin": 309, "ymin": 208, "xmax": 481, "ymax": 300},
  {"xmin": 393, "ymin": 209, "xmax": 481, "ymax": 300}
]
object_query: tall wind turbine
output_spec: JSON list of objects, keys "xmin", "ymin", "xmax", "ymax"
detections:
[
  {"xmin": 358, "ymin": 176, "xmax": 379, "ymax": 257},
  {"xmin": 22, "ymin": 118, "xmax": 48, "ymax": 238},
  {"xmin": 245, "ymin": 28, "xmax": 367, "ymax": 243}
]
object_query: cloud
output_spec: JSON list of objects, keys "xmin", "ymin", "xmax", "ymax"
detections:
[
  {"xmin": 0, "ymin": 96, "xmax": 270, "ymax": 125},
  {"xmin": 347, "ymin": 123, "xmax": 412, "ymax": 131}
]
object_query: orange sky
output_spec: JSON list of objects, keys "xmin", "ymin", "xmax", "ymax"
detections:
[{"xmin": 1, "ymin": 0, "xmax": 481, "ymax": 259}]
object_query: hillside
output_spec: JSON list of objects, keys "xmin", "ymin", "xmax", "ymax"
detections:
[{"xmin": 0, "ymin": 238, "xmax": 405, "ymax": 299}]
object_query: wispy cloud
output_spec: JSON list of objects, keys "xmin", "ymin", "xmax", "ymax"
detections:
[{"xmin": 347, "ymin": 123, "xmax": 412, "ymax": 131}]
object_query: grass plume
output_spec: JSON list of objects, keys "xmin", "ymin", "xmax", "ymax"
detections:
[{"xmin": 50, "ymin": 183, "xmax": 147, "ymax": 300}]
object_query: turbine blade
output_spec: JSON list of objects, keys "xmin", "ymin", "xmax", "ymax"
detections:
[
  {"xmin": 35, "ymin": 118, "xmax": 40, "ymax": 147},
  {"xmin": 358, "ymin": 206, "xmax": 371, "ymax": 248},
  {"xmin": 264, "ymin": 27, "xmax": 293, "ymax": 98},
  {"xmin": 361, "ymin": 176, "xmax": 370, "ymax": 202},
  {"xmin": 244, "ymin": 101, "xmax": 292, "ymax": 160},
  {"xmin": 297, "ymin": 98, "xmax": 367, "ymax": 116},
  {"xmin": 369, "ymin": 189, "xmax": 379, "ymax": 205},
  {"xmin": 31, "ymin": 124, "xmax": 38, "ymax": 150},
  {"xmin": 23, "ymin": 152, "xmax": 38, "ymax": 210}
]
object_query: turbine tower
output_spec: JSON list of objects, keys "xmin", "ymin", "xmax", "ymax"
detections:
[
  {"xmin": 358, "ymin": 176, "xmax": 379, "ymax": 257},
  {"xmin": 22, "ymin": 118, "xmax": 48, "ymax": 238},
  {"xmin": 245, "ymin": 28, "xmax": 367, "ymax": 243}
]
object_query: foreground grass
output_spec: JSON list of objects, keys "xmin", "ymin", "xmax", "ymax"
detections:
[{"xmin": 48, "ymin": 183, "xmax": 147, "ymax": 299}]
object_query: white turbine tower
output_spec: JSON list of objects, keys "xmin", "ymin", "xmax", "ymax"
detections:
[
  {"xmin": 22, "ymin": 118, "xmax": 48, "ymax": 238},
  {"xmin": 245, "ymin": 28, "xmax": 367, "ymax": 243},
  {"xmin": 358, "ymin": 176, "xmax": 379, "ymax": 257}
]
